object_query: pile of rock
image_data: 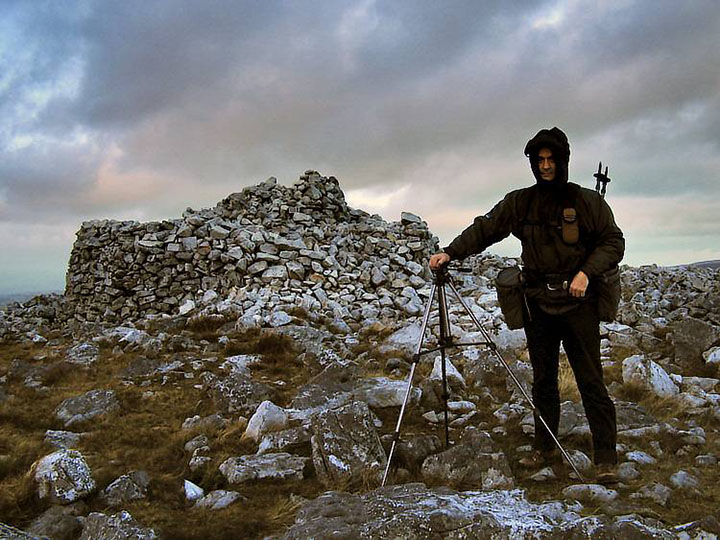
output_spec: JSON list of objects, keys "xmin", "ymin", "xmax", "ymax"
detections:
[{"xmin": 64, "ymin": 171, "xmax": 437, "ymax": 323}]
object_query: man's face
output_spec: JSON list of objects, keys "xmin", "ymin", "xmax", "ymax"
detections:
[{"xmin": 537, "ymin": 148, "xmax": 556, "ymax": 181}]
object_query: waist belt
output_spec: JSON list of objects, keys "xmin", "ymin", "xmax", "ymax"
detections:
[{"xmin": 523, "ymin": 271, "xmax": 573, "ymax": 291}]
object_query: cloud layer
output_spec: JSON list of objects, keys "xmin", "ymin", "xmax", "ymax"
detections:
[{"xmin": 1, "ymin": 0, "xmax": 719, "ymax": 292}]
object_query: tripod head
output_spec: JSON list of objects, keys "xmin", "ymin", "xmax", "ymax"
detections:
[
  {"xmin": 432, "ymin": 262, "xmax": 472, "ymax": 284},
  {"xmin": 432, "ymin": 263, "xmax": 450, "ymax": 285}
]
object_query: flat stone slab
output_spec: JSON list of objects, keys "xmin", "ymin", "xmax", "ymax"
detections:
[
  {"xmin": 219, "ymin": 453, "xmax": 309, "ymax": 484},
  {"xmin": 194, "ymin": 490, "xmax": 245, "ymax": 510},
  {"xmin": 352, "ymin": 376, "xmax": 421, "ymax": 408},
  {"xmin": 280, "ymin": 483, "xmax": 678, "ymax": 539}
]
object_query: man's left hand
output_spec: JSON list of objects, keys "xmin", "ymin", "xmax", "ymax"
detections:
[{"xmin": 569, "ymin": 271, "xmax": 589, "ymax": 298}]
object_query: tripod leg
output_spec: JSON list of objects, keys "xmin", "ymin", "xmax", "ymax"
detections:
[
  {"xmin": 445, "ymin": 278, "xmax": 585, "ymax": 482},
  {"xmin": 382, "ymin": 284, "xmax": 437, "ymax": 487},
  {"xmin": 439, "ymin": 347, "xmax": 450, "ymax": 446},
  {"xmin": 437, "ymin": 281, "xmax": 452, "ymax": 447}
]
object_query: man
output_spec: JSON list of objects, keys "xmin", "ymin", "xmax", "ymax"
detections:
[{"xmin": 429, "ymin": 127, "xmax": 624, "ymax": 483}]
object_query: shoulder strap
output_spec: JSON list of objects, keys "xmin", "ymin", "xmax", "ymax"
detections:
[
  {"xmin": 563, "ymin": 182, "xmax": 581, "ymax": 209},
  {"xmin": 519, "ymin": 185, "xmax": 539, "ymax": 225}
]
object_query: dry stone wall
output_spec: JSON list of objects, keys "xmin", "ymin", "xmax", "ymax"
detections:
[{"xmin": 65, "ymin": 171, "xmax": 438, "ymax": 322}]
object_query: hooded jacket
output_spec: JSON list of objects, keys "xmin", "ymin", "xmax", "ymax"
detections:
[{"xmin": 444, "ymin": 127, "xmax": 624, "ymax": 286}]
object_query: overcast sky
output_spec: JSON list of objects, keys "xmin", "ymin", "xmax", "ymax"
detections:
[{"xmin": 1, "ymin": 1, "xmax": 719, "ymax": 294}]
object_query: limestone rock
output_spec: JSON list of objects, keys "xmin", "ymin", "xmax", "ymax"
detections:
[
  {"xmin": 618, "ymin": 462, "xmax": 641, "ymax": 481},
  {"xmin": 400, "ymin": 212, "xmax": 422, "ymax": 225},
  {"xmin": 280, "ymin": 484, "xmax": 585, "ymax": 539},
  {"xmin": 202, "ymin": 372, "xmax": 273, "ymax": 416},
  {"xmin": 244, "ymin": 400, "xmax": 288, "ymax": 442},
  {"xmin": 290, "ymin": 363, "xmax": 356, "ymax": 411},
  {"xmin": 100, "ymin": 470, "xmax": 150, "ymax": 507},
  {"xmin": 219, "ymin": 453, "xmax": 309, "ymax": 484},
  {"xmin": 79, "ymin": 511, "xmax": 157, "ymax": 540},
  {"xmin": 0, "ymin": 521, "xmax": 54, "ymax": 540},
  {"xmin": 704, "ymin": 346, "xmax": 720, "ymax": 367},
  {"xmin": 184, "ymin": 479, "xmax": 204, "ymax": 501},
  {"xmin": 669, "ymin": 470, "xmax": 700, "ymax": 490},
  {"xmin": 27, "ymin": 503, "xmax": 86, "ymax": 540},
  {"xmin": 310, "ymin": 400, "xmax": 387, "ymax": 488},
  {"xmin": 393, "ymin": 434, "xmax": 443, "ymax": 473},
  {"xmin": 384, "ymin": 323, "xmax": 423, "ymax": 353},
  {"xmin": 65, "ymin": 342, "xmax": 100, "ymax": 366},
  {"xmin": 353, "ymin": 376, "xmax": 421, "ymax": 409},
  {"xmin": 44, "ymin": 430, "xmax": 81, "ymax": 450},
  {"xmin": 257, "ymin": 425, "xmax": 311, "ymax": 455},
  {"xmin": 179, "ymin": 299, "xmax": 195, "ymax": 315},
  {"xmin": 625, "ymin": 450, "xmax": 658, "ymax": 466},
  {"xmin": 530, "ymin": 466, "xmax": 557, "ymax": 482},
  {"xmin": 34, "ymin": 449, "xmax": 96, "ymax": 504},
  {"xmin": 561, "ymin": 483, "xmax": 619, "ymax": 505},
  {"xmin": 428, "ymin": 356, "xmax": 466, "ymax": 393},
  {"xmin": 622, "ymin": 354, "xmax": 679, "ymax": 397},
  {"xmin": 262, "ymin": 265, "xmax": 288, "ymax": 282},
  {"xmin": 631, "ymin": 482, "xmax": 672, "ymax": 506},
  {"xmin": 421, "ymin": 428, "xmax": 513, "ymax": 490},
  {"xmin": 181, "ymin": 413, "xmax": 229, "ymax": 431},
  {"xmin": 55, "ymin": 389, "xmax": 120, "ymax": 427},
  {"xmin": 671, "ymin": 317, "xmax": 720, "ymax": 371},
  {"xmin": 194, "ymin": 490, "xmax": 245, "ymax": 510},
  {"xmin": 268, "ymin": 310, "xmax": 292, "ymax": 327}
]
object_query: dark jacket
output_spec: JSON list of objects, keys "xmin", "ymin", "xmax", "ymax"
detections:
[{"xmin": 443, "ymin": 182, "xmax": 625, "ymax": 280}]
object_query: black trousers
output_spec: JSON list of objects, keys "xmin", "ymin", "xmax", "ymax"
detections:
[{"xmin": 523, "ymin": 300, "xmax": 617, "ymax": 464}]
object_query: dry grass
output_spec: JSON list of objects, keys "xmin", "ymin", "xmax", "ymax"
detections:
[
  {"xmin": 222, "ymin": 330, "xmax": 308, "ymax": 407},
  {"xmin": 185, "ymin": 313, "xmax": 227, "ymax": 340},
  {"xmin": 0, "ymin": 329, "xmax": 321, "ymax": 539}
]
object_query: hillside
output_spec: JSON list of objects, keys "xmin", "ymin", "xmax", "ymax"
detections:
[{"xmin": 1, "ymin": 172, "xmax": 720, "ymax": 539}]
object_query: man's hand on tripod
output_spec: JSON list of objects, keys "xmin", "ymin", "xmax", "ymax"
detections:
[{"xmin": 429, "ymin": 252, "xmax": 451, "ymax": 271}]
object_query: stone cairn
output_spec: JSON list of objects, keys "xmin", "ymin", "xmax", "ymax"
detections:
[{"xmin": 64, "ymin": 171, "xmax": 437, "ymax": 323}]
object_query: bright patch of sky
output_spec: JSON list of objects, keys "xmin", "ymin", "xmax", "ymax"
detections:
[{"xmin": 531, "ymin": 3, "xmax": 566, "ymax": 29}]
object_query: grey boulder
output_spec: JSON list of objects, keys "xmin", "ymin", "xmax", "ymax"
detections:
[
  {"xmin": 79, "ymin": 511, "xmax": 157, "ymax": 540},
  {"xmin": 219, "ymin": 453, "xmax": 309, "ymax": 484},
  {"xmin": 34, "ymin": 449, "xmax": 96, "ymax": 504},
  {"xmin": 100, "ymin": 470, "xmax": 150, "ymax": 508},
  {"xmin": 420, "ymin": 428, "xmax": 513, "ymax": 490},
  {"xmin": 55, "ymin": 389, "xmax": 120, "ymax": 427},
  {"xmin": 310, "ymin": 400, "xmax": 387, "ymax": 488}
]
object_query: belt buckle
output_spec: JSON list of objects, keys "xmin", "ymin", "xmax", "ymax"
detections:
[{"xmin": 546, "ymin": 280, "xmax": 568, "ymax": 291}]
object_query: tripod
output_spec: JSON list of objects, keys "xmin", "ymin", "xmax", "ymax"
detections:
[{"xmin": 381, "ymin": 264, "xmax": 584, "ymax": 486}]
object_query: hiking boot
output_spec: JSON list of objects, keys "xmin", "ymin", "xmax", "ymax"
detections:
[
  {"xmin": 595, "ymin": 463, "xmax": 618, "ymax": 485},
  {"xmin": 519, "ymin": 449, "xmax": 558, "ymax": 468}
]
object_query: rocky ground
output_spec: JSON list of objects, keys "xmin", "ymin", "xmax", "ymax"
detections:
[{"xmin": 1, "ymin": 173, "xmax": 720, "ymax": 539}]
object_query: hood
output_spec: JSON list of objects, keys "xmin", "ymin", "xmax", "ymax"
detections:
[{"xmin": 524, "ymin": 127, "xmax": 570, "ymax": 186}]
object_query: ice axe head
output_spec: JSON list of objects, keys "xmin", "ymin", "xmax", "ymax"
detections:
[{"xmin": 593, "ymin": 161, "xmax": 611, "ymax": 197}]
